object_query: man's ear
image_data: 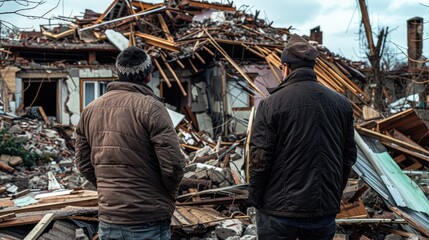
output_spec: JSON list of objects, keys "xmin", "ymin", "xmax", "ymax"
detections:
[{"xmin": 282, "ymin": 64, "xmax": 289, "ymax": 79}]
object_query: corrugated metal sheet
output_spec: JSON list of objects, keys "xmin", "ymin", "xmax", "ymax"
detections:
[
  {"xmin": 354, "ymin": 130, "xmax": 429, "ymax": 231},
  {"xmin": 356, "ymin": 131, "xmax": 429, "ymax": 213}
]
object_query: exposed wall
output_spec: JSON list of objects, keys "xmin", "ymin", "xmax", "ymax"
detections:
[
  {"xmin": 228, "ymin": 65, "xmax": 280, "ymax": 134},
  {"xmin": 65, "ymin": 68, "xmax": 114, "ymax": 125}
]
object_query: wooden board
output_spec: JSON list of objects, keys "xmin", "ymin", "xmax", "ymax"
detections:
[
  {"xmin": 23, "ymin": 213, "xmax": 55, "ymax": 240},
  {"xmin": 336, "ymin": 200, "xmax": 368, "ymax": 219}
]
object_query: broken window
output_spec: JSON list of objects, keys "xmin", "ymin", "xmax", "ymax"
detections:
[{"xmin": 227, "ymin": 78, "xmax": 253, "ymax": 110}]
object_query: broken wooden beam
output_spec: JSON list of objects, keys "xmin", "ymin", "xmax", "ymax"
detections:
[
  {"xmin": 135, "ymin": 32, "xmax": 179, "ymax": 52},
  {"xmin": 157, "ymin": 14, "xmax": 174, "ymax": 42},
  {"xmin": 356, "ymin": 126, "xmax": 429, "ymax": 161},
  {"xmin": 205, "ymin": 31, "xmax": 266, "ymax": 97},
  {"xmin": 153, "ymin": 58, "xmax": 172, "ymax": 88},
  {"xmin": 390, "ymin": 207, "xmax": 429, "ymax": 237},
  {"xmin": 160, "ymin": 55, "xmax": 187, "ymax": 96}
]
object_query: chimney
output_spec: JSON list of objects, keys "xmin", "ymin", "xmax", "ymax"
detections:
[
  {"xmin": 310, "ymin": 26, "xmax": 323, "ymax": 45},
  {"xmin": 407, "ymin": 17, "xmax": 423, "ymax": 71}
]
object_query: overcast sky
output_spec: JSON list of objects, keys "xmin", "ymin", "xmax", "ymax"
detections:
[{"xmin": 1, "ymin": 0, "xmax": 428, "ymax": 61}]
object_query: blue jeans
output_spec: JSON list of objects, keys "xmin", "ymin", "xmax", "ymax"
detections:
[
  {"xmin": 256, "ymin": 210, "xmax": 336, "ymax": 240},
  {"xmin": 98, "ymin": 220, "xmax": 170, "ymax": 240}
]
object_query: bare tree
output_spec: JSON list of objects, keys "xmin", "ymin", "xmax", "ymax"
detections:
[{"xmin": 0, "ymin": 0, "xmax": 60, "ymax": 36}]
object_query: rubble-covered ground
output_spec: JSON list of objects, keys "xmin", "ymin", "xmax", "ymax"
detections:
[{"xmin": 0, "ymin": 109, "xmax": 429, "ymax": 240}]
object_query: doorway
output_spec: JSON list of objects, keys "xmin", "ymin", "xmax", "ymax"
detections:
[{"xmin": 23, "ymin": 79, "xmax": 58, "ymax": 119}]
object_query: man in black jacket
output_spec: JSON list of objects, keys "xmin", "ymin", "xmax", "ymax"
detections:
[{"xmin": 249, "ymin": 34, "xmax": 357, "ymax": 239}]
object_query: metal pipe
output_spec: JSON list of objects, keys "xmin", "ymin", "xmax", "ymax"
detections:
[{"xmin": 79, "ymin": 6, "xmax": 167, "ymax": 32}]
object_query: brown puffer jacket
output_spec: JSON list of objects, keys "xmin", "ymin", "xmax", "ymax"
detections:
[{"xmin": 75, "ymin": 81, "xmax": 185, "ymax": 225}]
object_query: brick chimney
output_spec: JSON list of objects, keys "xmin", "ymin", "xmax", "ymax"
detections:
[
  {"xmin": 407, "ymin": 17, "xmax": 423, "ymax": 71},
  {"xmin": 310, "ymin": 26, "xmax": 323, "ymax": 45}
]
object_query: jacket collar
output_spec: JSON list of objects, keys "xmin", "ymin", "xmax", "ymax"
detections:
[
  {"xmin": 268, "ymin": 67, "xmax": 317, "ymax": 94},
  {"xmin": 107, "ymin": 81, "xmax": 164, "ymax": 102}
]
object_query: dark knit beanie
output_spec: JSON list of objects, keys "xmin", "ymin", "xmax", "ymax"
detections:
[
  {"xmin": 116, "ymin": 46, "xmax": 153, "ymax": 82},
  {"xmin": 281, "ymin": 34, "xmax": 319, "ymax": 70}
]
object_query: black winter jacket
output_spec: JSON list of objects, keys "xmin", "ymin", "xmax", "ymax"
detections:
[{"xmin": 249, "ymin": 67, "xmax": 357, "ymax": 218}]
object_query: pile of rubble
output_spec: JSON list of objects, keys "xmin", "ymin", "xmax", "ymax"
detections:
[{"xmin": 1, "ymin": 105, "xmax": 429, "ymax": 239}]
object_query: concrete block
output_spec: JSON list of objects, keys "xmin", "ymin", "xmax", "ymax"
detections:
[
  {"xmin": 334, "ymin": 234, "xmax": 349, "ymax": 240},
  {"xmin": 243, "ymin": 224, "xmax": 257, "ymax": 237},
  {"xmin": 79, "ymin": 69, "xmax": 89, "ymax": 78},
  {"xmin": 195, "ymin": 169, "xmax": 208, "ymax": 180},
  {"xmin": 75, "ymin": 228, "xmax": 89, "ymax": 240},
  {"xmin": 69, "ymin": 69, "xmax": 79, "ymax": 78},
  {"xmin": 384, "ymin": 234, "xmax": 402, "ymax": 240},
  {"xmin": 92, "ymin": 69, "xmax": 100, "ymax": 78},
  {"xmin": 99, "ymin": 69, "xmax": 113, "ymax": 78},
  {"xmin": 183, "ymin": 171, "xmax": 196, "ymax": 179}
]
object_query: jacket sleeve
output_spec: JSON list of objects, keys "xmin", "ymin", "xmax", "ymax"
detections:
[
  {"xmin": 342, "ymin": 110, "xmax": 357, "ymax": 192},
  {"xmin": 248, "ymin": 100, "xmax": 277, "ymax": 208},
  {"xmin": 74, "ymin": 113, "xmax": 97, "ymax": 188},
  {"xmin": 149, "ymin": 103, "xmax": 185, "ymax": 201}
]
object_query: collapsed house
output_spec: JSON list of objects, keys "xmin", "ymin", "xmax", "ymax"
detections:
[{"xmin": 0, "ymin": 0, "xmax": 429, "ymax": 239}]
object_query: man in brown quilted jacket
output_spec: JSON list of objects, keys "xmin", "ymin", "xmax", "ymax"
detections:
[{"xmin": 75, "ymin": 46, "xmax": 185, "ymax": 240}]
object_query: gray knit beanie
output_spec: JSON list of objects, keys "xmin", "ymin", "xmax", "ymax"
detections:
[
  {"xmin": 116, "ymin": 46, "xmax": 153, "ymax": 82},
  {"xmin": 281, "ymin": 34, "xmax": 319, "ymax": 70}
]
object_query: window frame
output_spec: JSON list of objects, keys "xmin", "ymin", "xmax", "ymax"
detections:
[{"xmin": 79, "ymin": 78, "xmax": 112, "ymax": 112}]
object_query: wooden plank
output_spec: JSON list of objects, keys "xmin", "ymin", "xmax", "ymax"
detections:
[
  {"xmin": 206, "ymin": 33, "xmax": 266, "ymax": 97},
  {"xmin": 131, "ymin": 2, "xmax": 163, "ymax": 10},
  {"xmin": 38, "ymin": 106, "xmax": 49, "ymax": 124},
  {"xmin": 153, "ymin": 58, "xmax": 172, "ymax": 88},
  {"xmin": 175, "ymin": 59, "xmax": 186, "ymax": 69},
  {"xmin": 318, "ymin": 58, "xmax": 369, "ymax": 101},
  {"xmin": 336, "ymin": 200, "xmax": 368, "ymax": 219},
  {"xmin": 245, "ymin": 107, "xmax": 255, "ymax": 183},
  {"xmin": 357, "ymin": 127, "xmax": 429, "ymax": 160},
  {"xmin": 157, "ymin": 14, "xmax": 174, "ymax": 42},
  {"xmin": 392, "ymin": 129, "xmax": 427, "ymax": 151},
  {"xmin": 0, "ymin": 197, "xmax": 98, "ymax": 215},
  {"xmin": 160, "ymin": 55, "xmax": 187, "ymax": 96},
  {"xmin": 362, "ymin": 105, "xmax": 381, "ymax": 120},
  {"xmin": 405, "ymin": 161, "xmax": 423, "ymax": 170},
  {"xmin": 183, "ymin": 0, "xmax": 236, "ymax": 12},
  {"xmin": 0, "ymin": 213, "xmax": 15, "ymax": 222},
  {"xmin": 12, "ymin": 189, "xmax": 30, "ymax": 199},
  {"xmin": 194, "ymin": 52, "xmax": 206, "ymax": 65},
  {"xmin": 390, "ymin": 207, "xmax": 429, "ymax": 237},
  {"xmin": 378, "ymin": 226, "xmax": 429, "ymax": 240},
  {"xmin": 241, "ymin": 43, "xmax": 265, "ymax": 58},
  {"xmin": 381, "ymin": 140, "xmax": 429, "ymax": 164},
  {"xmin": 188, "ymin": 59, "xmax": 198, "ymax": 73},
  {"xmin": 202, "ymin": 45, "xmax": 215, "ymax": 56},
  {"xmin": 0, "ymin": 214, "xmax": 44, "ymax": 228},
  {"xmin": 0, "ymin": 207, "xmax": 98, "ymax": 228},
  {"xmin": 135, "ymin": 32, "xmax": 179, "ymax": 52},
  {"xmin": 394, "ymin": 154, "xmax": 407, "ymax": 164},
  {"xmin": 95, "ymin": 0, "xmax": 119, "ymax": 24},
  {"xmin": 0, "ymin": 198, "xmax": 14, "ymax": 207},
  {"xmin": 24, "ymin": 213, "xmax": 55, "ymax": 240}
]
